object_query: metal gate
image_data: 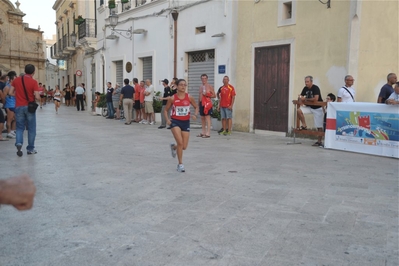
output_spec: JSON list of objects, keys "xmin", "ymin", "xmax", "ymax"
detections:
[
  {"xmin": 188, "ymin": 50, "xmax": 215, "ymax": 104},
  {"xmin": 142, "ymin": 57, "xmax": 152, "ymax": 82},
  {"xmin": 115, "ymin": 60, "xmax": 123, "ymax": 87}
]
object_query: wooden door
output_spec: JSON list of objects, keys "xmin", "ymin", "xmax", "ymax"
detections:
[{"xmin": 254, "ymin": 45, "xmax": 290, "ymax": 132}]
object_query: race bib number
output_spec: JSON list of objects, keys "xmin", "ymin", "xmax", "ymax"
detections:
[{"xmin": 176, "ymin": 106, "xmax": 189, "ymax": 116}]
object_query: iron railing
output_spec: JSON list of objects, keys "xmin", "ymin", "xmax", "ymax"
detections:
[{"xmin": 78, "ymin": 19, "xmax": 96, "ymax": 39}]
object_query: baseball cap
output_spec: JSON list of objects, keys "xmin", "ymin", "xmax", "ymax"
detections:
[{"xmin": 161, "ymin": 79, "xmax": 169, "ymax": 84}]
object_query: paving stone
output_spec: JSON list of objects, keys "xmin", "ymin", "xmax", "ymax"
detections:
[{"xmin": 0, "ymin": 106, "xmax": 397, "ymax": 266}]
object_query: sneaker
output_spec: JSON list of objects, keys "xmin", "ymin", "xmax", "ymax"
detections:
[
  {"xmin": 27, "ymin": 150, "xmax": 38, "ymax": 155},
  {"xmin": 149, "ymin": 121, "xmax": 155, "ymax": 125},
  {"xmin": 177, "ymin": 164, "xmax": 185, "ymax": 172},
  {"xmin": 142, "ymin": 121, "xmax": 148, "ymax": 125},
  {"xmin": 170, "ymin": 143, "xmax": 176, "ymax": 158},
  {"xmin": 224, "ymin": 130, "xmax": 231, "ymax": 136},
  {"xmin": 7, "ymin": 133, "xmax": 15, "ymax": 139},
  {"xmin": 221, "ymin": 130, "xmax": 227, "ymax": 135},
  {"xmin": 218, "ymin": 128, "xmax": 224, "ymax": 135},
  {"xmin": 158, "ymin": 126, "xmax": 166, "ymax": 129},
  {"xmin": 312, "ymin": 142, "xmax": 321, "ymax": 147},
  {"xmin": 16, "ymin": 144, "xmax": 23, "ymax": 157},
  {"xmin": 140, "ymin": 120, "xmax": 147, "ymax": 124}
]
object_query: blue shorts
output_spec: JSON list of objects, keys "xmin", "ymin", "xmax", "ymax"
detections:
[
  {"xmin": 170, "ymin": 119, "xmax": 190, "ymax": 132},
  {"xmin": 220, "ymin": 107, "xmax": 233, "ymax": 119}
]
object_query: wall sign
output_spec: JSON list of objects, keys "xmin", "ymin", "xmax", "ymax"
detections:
[
  {"xmin": 218, "ymin": 65, "xmax": 226, "ymax": 74},
  {"xmin": 126, "ymin": 62, "xmax": 132, "ymax": 73}
]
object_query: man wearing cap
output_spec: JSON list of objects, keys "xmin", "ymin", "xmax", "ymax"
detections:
[{"xmin": 158, "ymin": 79, "xmax": 176, "ymax": 129}]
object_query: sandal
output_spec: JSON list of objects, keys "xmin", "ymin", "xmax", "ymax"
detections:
[
  {"xmin": 202, "ymin": 135, "xmax": 210, "ymax": 138},
  {"xmin": 197, "ymin": 133, "xmax": 205, "ymax": 137},
  {"xmin": 300, "ymin": 126, "xmax": 307, "ymax": 130}
]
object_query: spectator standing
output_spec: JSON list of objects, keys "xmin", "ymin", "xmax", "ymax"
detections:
[
  {"xmin": 37, "ymin": 83, "xmax": 44, "ymax": 109},
  {"xmin": 158, "ymin": 79, "xmax": 176, "ymax": 129},
  {"xmin": 139, "ymin": 81, "xmax": 146, "ymax": 123},
  {"xmin": 337, "ymin": 75, "xmax": 356, "ymax": 102},
  {"xmin": 198, "ymin": 74, "xmax": 216, "ymax": 138},
  {"xmin": 112, "ymin": 83, "xmax": 122, "ymax": 120},
  {"xmin": 143, "ymin": 79, "xmax": 155, "ymax": 125},
  {"xmin": 0, "ymin": 75, "xmax": 8, "ymax": 141},
  {"xmin": 218, "ymin": 76, "xmax": 236, "ymax": 136},
  {"xmin": 378, "ymin": 73, "xmax": 396, "ymax": 103},
  {"xmin": 4, "ymin": 71, "xmax": 17, "ymax": 138},
  {"xmin": 12, "ymin": 64, "xmax": 40, "ymax": 156},
  {"xmin": 133, "ymin": 78, "xmax": 141, "ymax": 122},
  {"xmin": 64, "ymin": 84, "xmax": 71, "ymax": 106},
  {"xmin": 75, "ymin": 83, "xmax": 85, "ymax": 111},
  {"xmin": 105, "ymin": 82, "xmax": 114, "ymax": 119},
  {"xmin": 120, "ymin": 79, "xmax": 135, "ymax": 125}
]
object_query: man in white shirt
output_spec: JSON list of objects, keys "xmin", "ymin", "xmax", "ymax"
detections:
[
  {"xmin": 75, "ymin": 83, "xmax": 85, "ymax": 111},
  {"xmin": 143, "ymin": 79, "xmax": 155, "ymax": 125},
  {"xmin": 337, "ymin": 75, "xmax": 355, "ymax": 102},
  {"xmin": 386, "ymin": 82, "xmax": 399, "ymax": 105}
]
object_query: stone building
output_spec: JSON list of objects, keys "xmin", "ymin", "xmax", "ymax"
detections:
[{"xmin": 0, "ymin": 0, "xmax": 45, "ymax": 81}]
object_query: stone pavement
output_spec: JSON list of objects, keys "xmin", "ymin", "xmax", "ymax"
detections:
[{"xmin": 0, "ymin": 104, "xmax": 398, "ymax": 266}]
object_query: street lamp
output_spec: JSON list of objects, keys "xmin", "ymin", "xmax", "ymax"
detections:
[{"xmin": 106, "ymin": 12, "xmax": 133, "ymax": 40}]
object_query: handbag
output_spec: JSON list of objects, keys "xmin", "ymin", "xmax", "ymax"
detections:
[{"xmin": 22, "ymin": 76, "xmax": 38, "ymax": 113}]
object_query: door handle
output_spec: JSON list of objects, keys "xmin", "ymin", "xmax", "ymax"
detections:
[{"xmin": 263, "ymin": 89, "xmax": 276, "ymax": 105}]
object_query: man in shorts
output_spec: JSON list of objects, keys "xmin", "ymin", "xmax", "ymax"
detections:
[
  {"xmin": 296, "ymin": 75, "xmax": 324, "ymax": 146},
  {"xmin": 143, "ymin": 79, "xmax": 154, "ymax": 125},
  {"xmin": 218, "ymin": 76, "xmax": 236, "ymax": 136}
]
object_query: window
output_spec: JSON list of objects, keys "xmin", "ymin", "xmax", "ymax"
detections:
[
  {"xmin": 195, "ymin": 26, "xmax": 206, "ymax": 34},
  {"xmin": 100, "ymin": 0, "xmax": 104, "ymax": 5},
  {"xmin": 278, "ymin": 0, "xmax": 296, "ymax": 27}
]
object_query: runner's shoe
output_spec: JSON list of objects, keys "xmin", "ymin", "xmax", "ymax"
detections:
[
  {"xmin": 27, "ymin": 150, "xmax": 38, "ymax": 155},
  {"xmin": 177, "ymin": 164, "xmax": 185, "ymax": 172},
  {"xmin": 16, "ymin": 144, "xmax": 23, "ymax": 157},
  {"xmin": 170, "ymin": 143, "xmax": 176, "ymax": 158}
]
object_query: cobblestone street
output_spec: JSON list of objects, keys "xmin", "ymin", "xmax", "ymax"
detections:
[{"xmin": 0, "ymin": 104, "xmax": 398, "ymax": 266}]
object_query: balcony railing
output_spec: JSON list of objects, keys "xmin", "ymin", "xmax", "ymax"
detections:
[
  {"xmin": 78, "ymin": 19, "xmax": 96, "ymax": 40},
  {"xmin": 58, "ymin": 39, "xmax": 63, "ymax": 53},
  {"xmin": 62, "ymin": 34, "xmax": 68, "ymax": 50},
  {"xmin": 51, "ymin": 43, "xmax": 56, "ymax": 57}
]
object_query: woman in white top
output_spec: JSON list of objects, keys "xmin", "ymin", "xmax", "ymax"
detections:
[{"xmin": 53, "ymin": 85, "xmax": 62, "ymax": 114}]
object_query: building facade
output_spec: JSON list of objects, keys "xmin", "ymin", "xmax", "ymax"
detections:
[
  {"xmin": 82, "ymin": 0, "xmax": 237, "ymax": 111},
  {"xmin": 51, "ymin": 0, "xmax": 95, "ymax": 91},
  {"xmin": 235, "ymin": 0, "xmax": 399, "ymax": 133},
  {"xmin": 0, "ymin": 0, "xmax": 45, "ymax": 80}
]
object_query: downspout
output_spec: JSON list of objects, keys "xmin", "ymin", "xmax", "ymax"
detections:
[{"xmin": 171, "ymin": 11, "xmax": 179, "ymax": 78}]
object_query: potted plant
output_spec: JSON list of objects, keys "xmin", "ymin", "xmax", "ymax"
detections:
[
  {"xmin": 108, "ymin": 0, "xmax": 116, "ymax": 9},
  {"xmin": 74, "ymin": 15, "xmax": 85, "ymax": 25},
  {"xmin": 121, "ymin": 0, "xmax": 129, "ymax": 3},
  {"xmin": 211, "ymin": 99, "xmax": 222, "ymax": 131},
  {"xmin": 153, "ymin": 91, "xmax": 163, "ymax": 123},
  {"xmin": 96, "ymin": 93, "xmax": 106, "ymax": 115}
]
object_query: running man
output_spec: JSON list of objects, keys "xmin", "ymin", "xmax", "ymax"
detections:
[{"xmin": 164, "ymin": 79, "xmax": 199, "ymax": 172}]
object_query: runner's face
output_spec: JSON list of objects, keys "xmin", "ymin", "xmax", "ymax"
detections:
[{"xmin": 178, "ymin": 81, "xmax": 187, "ymax": 92}]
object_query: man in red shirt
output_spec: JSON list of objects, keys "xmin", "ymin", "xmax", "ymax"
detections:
[
  {"xmin": 133, "ymin": 78, "xmax": 141, "ymax": 123},
  {"xmin": 12, "ymin": 64, "xmax": 40, "ymax": 156},
  {"xmin": 218, "ymin": 76, "xmax": 236, "ymax": 136}
]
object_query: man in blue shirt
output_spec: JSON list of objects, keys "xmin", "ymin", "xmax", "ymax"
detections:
[
  {"xmin": 119, "ymin": 79, "xmax": 135, "ymax": 125},
  {"xmin": 377, "ymin": 73, "xmax": 396, "ymax": 103}
]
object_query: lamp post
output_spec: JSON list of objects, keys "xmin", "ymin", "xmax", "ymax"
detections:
[
  {"xmin": 71, "ymin": 32, "xmax": 77, "ymax": 46},
  {"xmin": 106, "ymin": 12, "xmax": 133, "ymax": 40}
]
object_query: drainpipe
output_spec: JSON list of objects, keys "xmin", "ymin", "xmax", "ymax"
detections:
[{"xmin": 171, "ymin": 10, "xmax": 179, "ymax": 78}]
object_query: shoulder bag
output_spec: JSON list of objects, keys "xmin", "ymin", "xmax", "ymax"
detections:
[{"xmin": 22, "ymin": 76, "xmax": 38, "ymax": 113}]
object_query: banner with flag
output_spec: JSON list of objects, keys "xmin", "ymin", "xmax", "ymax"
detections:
[{"xmin": 325, "ymin": 102, "xmax": 398, "ymax": 158}]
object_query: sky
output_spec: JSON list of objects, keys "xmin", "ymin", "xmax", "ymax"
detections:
[{"xmin": 19, "ymin": 0, "xmax": 57, "ymax": 39}]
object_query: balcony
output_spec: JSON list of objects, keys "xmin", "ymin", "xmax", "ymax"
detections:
[
  {"xmin": 78, "ymin": 19, "xmax": 96, "ymax": 51},
  {"xmin": 51, "ymin": 43, "xmax": 62, "ymax": 59}
]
